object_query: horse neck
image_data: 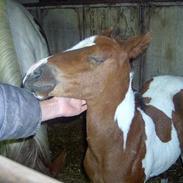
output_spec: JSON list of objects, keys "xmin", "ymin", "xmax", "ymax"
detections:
[{"xmin": 86, "ymin": 72, "xmax": 135, "ymax": 145}]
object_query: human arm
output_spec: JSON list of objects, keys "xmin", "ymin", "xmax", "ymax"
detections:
[
  {"xmin": 0, "ymin": 83, "xmax": 41, "ymax": 140},
  {"xmin": 0, "ymin": 84, "xmax": 87, "ymax": 140},
  {"xmin": 40, "ymin": 97, "xmax": 87, "ymax": 121}
]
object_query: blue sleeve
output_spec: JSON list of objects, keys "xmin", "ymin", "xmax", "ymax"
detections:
[{"xmin": 0, "ymin": 83, "xmax": 42, "ymax": 140}]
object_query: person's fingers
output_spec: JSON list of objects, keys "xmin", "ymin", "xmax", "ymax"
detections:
[
  {"xmin": 81, "ymin": 104, "xmax": 87, "ymax": 112},
  {"xmin": 81, "ymin": 100, "xmax": 87, "ymax": 106}
]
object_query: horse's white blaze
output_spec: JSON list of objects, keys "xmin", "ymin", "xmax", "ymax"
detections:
[
  {"xmin": 23, "ymin": 57, "xmax": 50, "ymax": 84},
  {"xmin": 65, "ymin": 36, "xmax": 97, "ymax": 52},
  {"xmin": 139, "ymin": 108, "xmax": 181, "ymax": 180},
  {"xmin": 24, "ymin": 36, "xmax": 97, "ymax": 83},
  {"xmin": 143, "ymin": 75, "xmax": 183, "ymax": 118},
  {"xmin": 114, "ymin": 73, "xmax": 135, "ymax": 149}
]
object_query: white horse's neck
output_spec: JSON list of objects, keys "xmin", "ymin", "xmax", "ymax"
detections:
[{"xmin": 7, "ymin": 0, "xmax": 48, "ymax": 76}]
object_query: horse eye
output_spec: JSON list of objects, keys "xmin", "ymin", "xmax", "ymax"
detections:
[{"xmin": 88, "ymin": 55, "xmax": 104, "ymax": 64}]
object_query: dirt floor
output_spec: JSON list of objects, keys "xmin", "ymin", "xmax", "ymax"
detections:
[
  {"xmin": 48, "ymin": 114, "xmax": 183, "ymax": 183},
  {"xmin": 48, "ymin": 113, "xmax": 89, "ymax": 183}
]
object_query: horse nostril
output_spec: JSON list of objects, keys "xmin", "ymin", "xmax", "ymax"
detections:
[
  {"xmin": 23, "ymin": 64, "xmax": 57, "ymax": 96},
  {"xmin": 33, "ymin": 69, "xmax": 42, "ymax": 79}
]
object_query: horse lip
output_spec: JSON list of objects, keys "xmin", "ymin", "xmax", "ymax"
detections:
[{"xmin": 33, "ymin": 92, "xmax": 52, "ymax": 101}]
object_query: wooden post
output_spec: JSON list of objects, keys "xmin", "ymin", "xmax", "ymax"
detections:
[{"xmin": 0, "ymin": 155, "xmax": 63, "ymax": 183}]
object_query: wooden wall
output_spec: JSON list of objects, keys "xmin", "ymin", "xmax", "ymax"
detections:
[
  {"xmin": 27, "ymin": 1, "xmax": 183, "ymax": 89},
  {"xmin": 24, "ymin": 2, "xmax": 183, "ymax": 182}
]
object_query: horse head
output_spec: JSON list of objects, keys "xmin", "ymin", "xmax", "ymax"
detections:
[{"xmin": 23, "ymin": 32, "xmax": 151, "ymax": 102}]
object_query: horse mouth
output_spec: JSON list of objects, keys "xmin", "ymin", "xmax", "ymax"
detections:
[
  {"xmin": 23, "ymin": 78, "xmax": 56, "ymax": 100},
  {"xmin": 32, "ymin": 92, "xmax": 53, "ymax": 101}
]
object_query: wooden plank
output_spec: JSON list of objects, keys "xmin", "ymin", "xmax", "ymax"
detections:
[
  {"xmin": 41, "ymin": 8, "xmax": 83, "ymax": 54},
  {"xmin": 30, "ymin": 5, "xmax": 142, "ymax": 88},
  {"xmin": 143, "ymin": 6, "xmax": 183, "ymax": 82},
  {"xmin": 83, "ymin": 6, "xmax": 139, "ymax": 37},
  {"xmin": 22, "ymin": 0, "xmax": 183, "ymax": 7},
  {"xmin": 83, "ymin": 5, "xmax": 141, "ymax": 89},
  {"xmin": 0, "ymin": 155, "xmax": 62, "ymax": 183}
]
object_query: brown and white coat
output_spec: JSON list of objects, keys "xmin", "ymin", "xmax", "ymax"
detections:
[{"xmin": 23, "ymin": 32, "xmax": 183, "ymax": 183}]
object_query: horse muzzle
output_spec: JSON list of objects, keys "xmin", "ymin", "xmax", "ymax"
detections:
[{"xmin": 23, "ymin": 63, "xmax": 57, "ymax": 100}]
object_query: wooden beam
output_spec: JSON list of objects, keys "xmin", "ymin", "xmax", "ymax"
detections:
[
  {"xmin": 23, "ymin": 0, "xmax": 183, "ymax": 7},
  {"xmin": 0, "ymin": 155, "xmax": 63, "ymax": 183}
]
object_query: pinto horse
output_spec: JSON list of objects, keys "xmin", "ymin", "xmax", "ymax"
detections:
[{"xmin": 23, "ymin": 32, "xmax": 183, "ymax": 182}]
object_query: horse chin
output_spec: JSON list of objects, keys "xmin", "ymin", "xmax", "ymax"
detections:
[{"xmin": 33, "ymin": 92, "xmax": 52, "ymax": 101}]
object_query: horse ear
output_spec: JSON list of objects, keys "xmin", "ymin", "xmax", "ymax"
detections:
[
  {"xmin": 125, "ymin": 33, "xmax": 151, "ymax": 59},
  {"xmin": 101, "ymin": 27, "xmax": 120, "ymax": 39},
  {"xmin": 101, "ymin": 27, "xmax": 113, "ymax": 37}
]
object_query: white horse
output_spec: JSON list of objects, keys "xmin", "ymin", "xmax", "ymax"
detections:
[{"xmin": 0, "ymin": 0, "xmax": 50, "ymax": 173}]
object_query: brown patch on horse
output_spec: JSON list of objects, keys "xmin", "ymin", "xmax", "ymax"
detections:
[
  {"xmin": 124, "ymin": 110, "xmax": 146, "ymax": 182},
  {"xmin": 85, "ymin": 110, "xmax": 147, "ymax": 183},
  {"xmin": 143, "ymin": 97, "xmax": 151, "ymax": 105},
  {"xmin": 140, "ymin": 79, "xmax": 154, "ymax": 105},
  {"xmin": 144, "ymin": 105, "xmax": 172, "ymax": 142},
  {"xmin": 140, "ymin": 78, "xmax": 153, "ymax": 95},
  {"xmin": 172, "ymin": 90, "xmax": 183, "ymax": 149}
]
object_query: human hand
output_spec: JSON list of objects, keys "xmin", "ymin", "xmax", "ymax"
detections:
[
  {"xmin": 56, "ymin": 97, "xmax": 87, "ymax": 117},
  {"xmin": 40, "ymin": 97, "xmax": 87, "ymax": 121}
]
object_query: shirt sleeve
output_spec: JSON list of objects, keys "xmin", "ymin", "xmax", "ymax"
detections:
[{"xmin": 0, "ymin": 83, "xmax": 42, "ymax": 140}]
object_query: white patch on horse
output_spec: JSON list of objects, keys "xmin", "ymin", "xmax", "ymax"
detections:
[
  {"xmin": 114, "ymin": 72, "xmax": 135, "ymax": 149},
  {"xmin": 65, "ymin": 36, "xmax": 97, "ymax": 52},
  {"xmin": 143, "ymin": 75, "xmax": 183, "ymax": 118},
  {"xmin": 138, "ymin": 108, "xmax": 180, "ymax": 180},
  {"xmin": 23, "ymin": 56, "xmax": 50, "ymax": 84}
]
